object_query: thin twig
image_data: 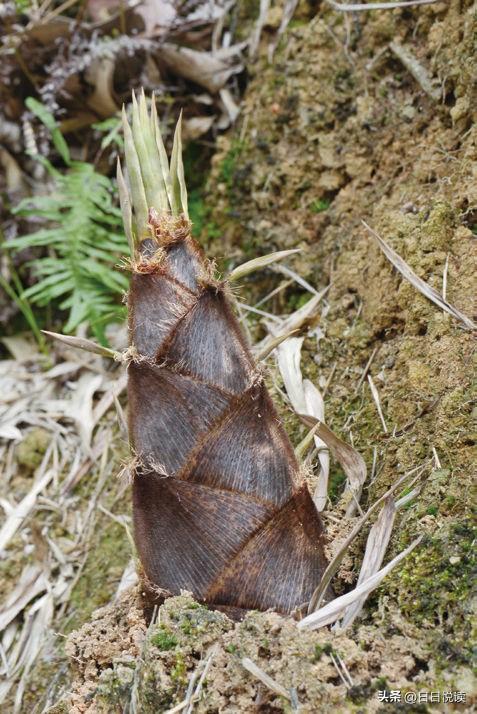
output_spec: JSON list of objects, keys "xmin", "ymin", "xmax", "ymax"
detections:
[
  {"xmin": 389, "ymin": 41, "xmax": 440, "ymax": 101},
  {"xmin": 355, "ymin": 347, "xmax": 378, "ymax": 394}
]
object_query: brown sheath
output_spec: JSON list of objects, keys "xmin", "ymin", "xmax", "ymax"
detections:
[{"xmin": 128, "ymin": 223, "xmax": 328, "ymax": 615}]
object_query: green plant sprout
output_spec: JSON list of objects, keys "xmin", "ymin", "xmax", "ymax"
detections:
[{"xmin": 7, "ymin": 99, "xmax": 129, "ymax": 344}]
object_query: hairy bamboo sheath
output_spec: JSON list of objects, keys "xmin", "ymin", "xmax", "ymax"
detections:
[{"xmin": 120, "ymin": 90, "xmax": 328, "ymax": 615}]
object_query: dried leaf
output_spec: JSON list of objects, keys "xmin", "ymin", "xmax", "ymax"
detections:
[
  {"xmin": 339, "ymin": 497, "xmax": 396, "ymax": 628},
  {"xmin": 307, "ymin": 470, "xmax": 418, "ymax": 612},
  {"xmin": 276, "ymin": 336, "xmax": 306, "ymax": 413},
  {"xmin": 0, "ymin": 470, "xmax": 53, "ymax": 556},
  {"xmin": 364, "ymin": 222, "xmax": 476, "ymax": 330},
  {"xmin": 158, "ymin": 44, "xmax": 242, "ymax": 94},
  {"xmin": 303, "ymin": 380, "xmax": 330, "ymax": 512},
  {"xmin": 85, "ymin": 56, "xmax": 118, "ymax": 118},
  {"xmin": 367, "ymin": 374, "xmax": 388, "ymax": 433},
  {"xmin": 0, "ymin": 565, "xmax": 47, "ymax": 632},
  {"xmin": 66, "ymin": 373, "xmax": 104, "ymax": 451},
  {"xmin": 249, "ymin": 0, "xmax": 271, "ymax": 57},
  {"xmin": 241, "ymin": 657, "xmax": 291, "ymax": 700},
  {"xmin": 298, "ymin": 536, "xmax": 422, "ymax": 631},
  {"xmin": 183, "ymin": 115, "xmax": 214, "ymax": 140},
  {"xmin": 300, "ymin": 414, "xmax": 367, "ymax": 517},
  {"xmin": 0, "ymin": 423, "xmax": 22, "ymax": 441},
  {"xmin": 133, "ymin": 0, "xmax": 177, "ymax": 35}
]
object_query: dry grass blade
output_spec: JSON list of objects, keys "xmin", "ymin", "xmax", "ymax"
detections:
[
  {"xmin": 299, "ymin": 536, "xmax": 423, "ymax": 631},
  {"xmin": 228, "ymin": 249, "xmax": 301, "ymax": 282},
  {"xmin": 303, "ymin": 380, "xmax": 329, "ymax": 512},
  {"xmin": 268, "ymin": 0, "xmax": 299, "ymax": 58},
  {"xmin": 249, "ymin": 0, "xmax": 270, "ymax": 57},
  {"xmin": 66, "ymin": 372, "xmax": 104, "ymax": 451},
  {"xmin": 0, "ymin": 469, "xmax": 53, "ymax": 552},
  {"xmin": 241, "ymin": 657, "xmax": 291, "ymax": 701},
  {"xmin": 299, "ymin": 414, "xmax": 366, "ymax": 518},
  {"xmin": 307, "ymin": 469, "xmax": 421, "ymax": 612},
  {"xmin": 339, "ymin": 497, "xmax": 396, "ymax": 628},
  {"xmin": 163, "ymin": 647, "xmax": 218, "ymax": 714},
  {"xmin": 12, "ymin": 592, "xmax": 54, "ymax": 713},
  {"xmin": 273, "ymin": 263, "xmax": 321, "ymax": 296},
  {"xmin": 326, "ymin": 0, "xmax": 437, "ymax": 10},
  {"xmin": 254, "ymin": 329, "xmax": 299, "ymax": 361},
  {"xmin": 0, "ymin": 565, "xmax": 47, "ymax": 631},
  {"xmin": 367, "ymin": 375, "xmax": 388, "ymax": 433},
  {"xmin": 276, "ymin": 336, "xmax": 306, "ymax": 413},
  {"xmin": 257, "ymin": 291, "xmax": 325, "ymax": 355},
  {"xmin": 389, "ymin": 41, "xmax": 440, "ymax": 101},
  {"xmin": 42, "ymin": 331, "xmax": 121, "ymax": 360},
  {"xmin": 363, "ymin": 222, "xmax": 476, "ymax": 330}
]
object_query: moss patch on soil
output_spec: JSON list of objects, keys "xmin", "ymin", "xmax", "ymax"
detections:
[{"xmin": 66, "ymin": 589, "xmax": 475, "ymax": 712}]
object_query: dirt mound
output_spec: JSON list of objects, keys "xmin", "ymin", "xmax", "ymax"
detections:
[{"xmin": 65, "ymin": 588, "xmax": 466, "ymax": 713}]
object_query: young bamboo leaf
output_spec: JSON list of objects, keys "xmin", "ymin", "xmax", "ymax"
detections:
[
  {"xmin": 116, "ymin": 159, "xmax": 134, "ymax": 255},
  {"xmin": 150, "ymin": 96, "xmax": 174, "ymax": 210},
  {"xmin": 122, "ymin": 105, "xmax": 148, "ymax": 238},
  {"xmin": 229, "ymin": 249, "xmax": 302, "ymax": 282},
  {"xmin": 169, "ymin": 111, "xmax": 188, "ymax": 218},
  {"xmin": 42, "ymin": 330, "xmax": 121, "ymax": 360}
]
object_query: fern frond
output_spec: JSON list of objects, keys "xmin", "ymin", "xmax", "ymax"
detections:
[{"xmin": 9, "ymin": 160, "xmax": 129, "ymax": 343}]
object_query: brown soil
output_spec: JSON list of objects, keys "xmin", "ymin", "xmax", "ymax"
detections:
[{"xmin": 59, "ymin": 1, "xmax": 476, "ymax": 711}]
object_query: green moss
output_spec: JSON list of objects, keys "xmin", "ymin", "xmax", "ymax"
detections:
[
  {"xmin": 312, "ymin": 642, "xmax": 334, "ymax": 662},
  {"xmin": 328, "ymin": 464, "xmax": 347, "ymax": 504},
  {"xmin": 218, "ymin": 139, "xmax": 250, "ymax": 204},
  {"xmin": 310, "ymin": 198, "xmax": 331, "ymax": 213},
  {"xmin": 151, "ymin": 627, "xmax": 178, "ymax": 651},
  {"xmin": 394, "ymin": 520, "xmax": 475, "ymax": 658},
  {"xmin": 171, "ymin": 653, "xmax": 187, "ymax": 685}
]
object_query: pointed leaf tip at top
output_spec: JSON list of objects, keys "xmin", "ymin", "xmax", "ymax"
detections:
[
  {"xmin": 42, "ymin": 330, "xmax": 121, "ymax": 360},
  {"xmin": 229, "ymin": 249, "xmax": 302, "ymax": 282},
  {"xmin": 150, "ymin": 95, "xmax": 174, "ymax": 210},
  {"xmin": 170, "ymin": 110, "xmax": 189, "ymax": 219},
  {"xmin": 138, "ymin": 90, "xmax": 168, "ymax": 212},
  {"xmin": 116, "ymin": 158, "xmax": 134, "ymax": 255},
  {"xmin": 121, "ymin": 104, "xmax": 148, "ymax": 238},
  {"xmin": 131, "ymin": 90, "xmax": 165, "ymax": 216}
]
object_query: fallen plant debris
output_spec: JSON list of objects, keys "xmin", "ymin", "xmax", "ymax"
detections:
[{"xmin": 363, "ymin": 222, "xmax": 476, "ymax": 331}]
